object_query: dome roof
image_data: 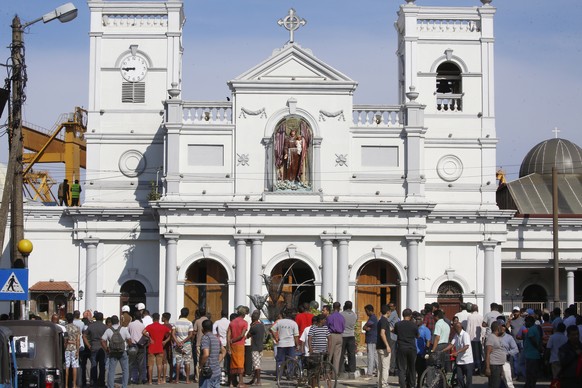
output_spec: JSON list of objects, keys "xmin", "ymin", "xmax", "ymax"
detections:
[{"xmin": 519, "ymin": 138, "xmax": 582, "ymax": 177}]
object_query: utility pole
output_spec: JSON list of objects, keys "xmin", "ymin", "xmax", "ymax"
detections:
[
  {"xmin": 552, "ymin": 166, "xmax": 560, "ymax": 307},
  {"xmin": 0, "ymin": 15, "xmax": 25, "ymax": 268},
  {"xmin": 10, "ymin": 15, "xmax": 25, "ymax": 268}
]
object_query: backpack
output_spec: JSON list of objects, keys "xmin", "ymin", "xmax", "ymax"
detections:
[{"xmin": 109, "ymin": 327, "xmax": 125, "ymax": 356}]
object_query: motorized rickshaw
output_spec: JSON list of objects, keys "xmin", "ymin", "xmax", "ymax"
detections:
[
  {"xmin": 0, "ymin": 325, "xmax": 16, "ymax": 388},
  {"xmin": 0, "ymin": 321, "xmax": 64, "ymax": 388}
]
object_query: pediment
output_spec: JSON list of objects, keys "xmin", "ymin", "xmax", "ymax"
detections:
[{"xmin": 232, "ymin": 43, "xmax": 354, "ymax": 83}]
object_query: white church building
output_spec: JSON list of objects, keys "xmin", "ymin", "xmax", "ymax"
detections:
[{"xmin": 7, "ymin": 0, "xmax": 582, "ymax": 322}]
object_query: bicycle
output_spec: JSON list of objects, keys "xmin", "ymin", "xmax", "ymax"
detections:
[
  {"xmin": 419, "ymin": 351, "xmax": 457, "ymax": 388},
  {"xmin": 276, "ymin": 352, "xmax": 337, "ymax": 388}
]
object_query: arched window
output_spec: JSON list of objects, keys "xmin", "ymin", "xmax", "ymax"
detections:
[
  {"xmin": 436, "ymin": 62, "xmax": 462, "ymax": 112},
  {"xmin": 273, "ymin": 116, "xmax": 312, "ymax": 191}
]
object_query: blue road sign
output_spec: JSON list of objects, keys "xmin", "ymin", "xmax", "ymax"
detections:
[{"xmin": 0, "ymin": 269, "xmax": 28, "ymax": 300}]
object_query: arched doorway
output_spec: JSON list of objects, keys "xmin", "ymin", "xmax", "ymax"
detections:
[
  {"xmin": 270, "ymin": 259, "xmax": 316, "ymax": 309},
  {"xmin": 355, "ymin": 260, "xmax": 400, "ymax": 324},
  {"xmin": 185, "ymin": 259, "xmax": 229, "ymax": 321},
  {"xmin": 120, "ymin": 280, "xmax": 146, "ymax": 313},
  {"xmin": 437, "ymin": 281, "xmax": 463, "ymax": 319},
  {"xmin": 522, "ymin": 284, "xmax": 547, "ymax": 309}
]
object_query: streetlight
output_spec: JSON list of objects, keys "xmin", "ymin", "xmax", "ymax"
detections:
[
  {"xmin": 504, "ymin": 287, "xmax": 520, "ymax": 308},
  {"xmin": 0, "ymin": 3, "xmax": 78, "ymax": 268}
]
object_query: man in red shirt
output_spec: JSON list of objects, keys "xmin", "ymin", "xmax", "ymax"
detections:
[
  {"xmin": 295, "ymin": 302, "xmax": 314, "ymax": 338},
  {"xmin": 227, "ymin": 307, "xmax": 249, "ymax": 388},
  {"xmin": 143, "ymin": 313, "xmax": 171, "ymax": 384}
]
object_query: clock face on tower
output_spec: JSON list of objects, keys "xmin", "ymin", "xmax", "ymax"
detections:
[{"xmin": 120, "ymin": 55, "xmax": 148, "ymax": 82}]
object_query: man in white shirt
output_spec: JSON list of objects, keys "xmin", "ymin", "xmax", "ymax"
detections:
[
  {"xmin": 443, "ymin": 322, "xmax": 473, "ymax": 388},
  {"xmin": 213, "ymin": 310, "xmax": 230, "ymax": 347},
  {"xmin": 101, "ymin": 315, "xmax": 132, "ymax": 388},
  {"xmin": 127, "ymin": 311, "xmax": 146, "ymax": 384},
  {"xmin": 455, "ymin": 303, "xmax": 470, "ymax": 331},
  {"xmin": 466, "ymin": 304, "xmax": 483, "ymax": 375}
]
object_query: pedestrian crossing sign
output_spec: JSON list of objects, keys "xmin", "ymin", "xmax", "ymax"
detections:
[{"xmin": 0, "ymin": 269, "xmax": 28, "ymax": 300}]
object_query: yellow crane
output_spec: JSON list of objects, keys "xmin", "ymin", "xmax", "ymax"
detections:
[{"xmin": 22, "ymin": 107, "xmax": 87, "ymax": 204}]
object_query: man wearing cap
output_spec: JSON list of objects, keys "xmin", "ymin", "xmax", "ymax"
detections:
[
  {"xmin": 128, "ymin": 311, "xmax": 147, "ymax": 384},
  {"xmin": 138, "ymin": 304, "xmax": 153, "ymax": 327},
  {"xmin": 121, "ymin": 305, "xmax": 133, "ymax": 327}
]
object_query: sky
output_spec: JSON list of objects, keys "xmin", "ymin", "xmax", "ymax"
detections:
[{"xmin": 0, "ymin": 0, "xmax": 581, "ymax": 182}]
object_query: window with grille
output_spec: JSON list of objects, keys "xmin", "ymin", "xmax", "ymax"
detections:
[{"xmin": 122, "ymin": 82, "xmax": 145, "ymax": 103}]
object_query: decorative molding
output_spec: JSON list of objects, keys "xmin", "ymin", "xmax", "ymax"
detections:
[
  {"xmin": 335, "ymin": 154, "xmax": 348, "ymax": 167},
  {"xmin": 237, "ymin": 153, "xmax": 250, "ymax": 166},
  {"xmin": 102, "ymin": 14, "xmax": 168, "ymax": 28},
  {"xmin": 319, "ymin": 109, "xmax": 345, "ymax": 121},
  {"xmin": 238, "ymin": 107, "xmax": 267, "ymax": 119},
  {"xmin": 119, "ymin": 150, "xmax": 147, "ymax": 177},
  {"xmin": 436, "ymin": 154, "xmax": 463, "ymax": 182}
]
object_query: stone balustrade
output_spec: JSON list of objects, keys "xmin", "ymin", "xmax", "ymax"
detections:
[
  {"xmin": 352, "ymin": 105, "xmax": 402, "ymax": 127},
  {"xmin": 102, "ymin": 14, "xmax": 168, "ymax": 27},
  {"xmin": 417, "ymin": 19, "xmax": 480, "ymax": 33},
  {"xmin": 436, "ymin": 93, "xmax": 463, "ymax": 112},
  {"xmin": 182, "ymin": 102, "xmax": 233, "ymax": 124}
]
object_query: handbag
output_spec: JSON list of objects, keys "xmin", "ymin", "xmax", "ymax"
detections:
[{"xmin": 137, "ymin": 335, "xmax": 150, "ymax": 348}]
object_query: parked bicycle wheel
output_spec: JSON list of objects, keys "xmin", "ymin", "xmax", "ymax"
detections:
[
  {"xmin": 319, "ymin": 361, "xmax": 337, "ymax": 388},
  {"xmin": 420, "ymin": 366, "xmax": 448, "ymax": 388},
  {"xmin": 277, "ymin": 358, "xmax": 303, "ymax": 388}
]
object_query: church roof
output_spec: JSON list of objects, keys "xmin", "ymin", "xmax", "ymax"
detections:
[
  {"xmin": 228, "ymin": 43, "xmax": 357, "ymax": 93},
  {"xmin": 519, "ymin": 138, "xmax": 582, "ymax": 177},
  {"xmin": 499, "ymin": 138, "xmax": 582, "ymax": 215},
  {"xmin": 506, "ymin": 173, "xmax": 582, "ymax": 215}
]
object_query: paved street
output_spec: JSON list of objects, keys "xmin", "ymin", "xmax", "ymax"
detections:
[{"xmin": 110, "ymin": 355, "xmax": 552, "ymax": 388}]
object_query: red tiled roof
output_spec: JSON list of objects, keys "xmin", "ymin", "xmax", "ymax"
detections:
[{"xmin": 29, "ymin": 281, "xmax": 74, "ymax": 292}]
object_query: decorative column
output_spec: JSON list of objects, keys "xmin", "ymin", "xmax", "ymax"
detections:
[
  {"xmin": 566, "ymin": 268, "xmax": 577, "ymax": 307},
  {"xmin": 164, "ymin": 234, "xmax": 179, "ymax": 317},
  {"xmin": 337, "ymin": 237, "xmax": 350, "ymax": 303},
  {"xmin": 312, "ymin": 138, "xmax": 322, "ymax": 192},
  {"xmin": 234, "ymin": 238, "xmax": 247, "ymax": 308},
  {"xmin": 250, "ymin": 237, "xmax": 264, "ymax": 301},
  {"xmin": 84, "ymin": 237, "xmax": 99, "ymax": 311},
  {"xmin": 320, "ymin": 237, "xmax": 333, "ymax": 303},
  {"xmin": 403, "ymin": 88, "xmax": 427, "ymax": 201},
  {"xmin": 482, "ymin": 240, "xmax": 497, "ymax": 310},
  {"xmin": 405, "ymin": 234, "xmax": 423, "ymax": 311},
  {"xmin": 164, "ymin": 87, "xmax": 182, "ymax": 197}
]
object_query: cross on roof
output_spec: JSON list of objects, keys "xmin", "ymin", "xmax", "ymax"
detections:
[
  {"xmin": 278, "ymin": 8, "xmax": 306, "ymax": 44},
  {"xmin": 552, "ymin": 126, "xmax": 560, "ymax": 139}
]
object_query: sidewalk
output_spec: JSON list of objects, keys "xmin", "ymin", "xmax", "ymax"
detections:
[{"xmin": 113, "ymin": 354, "xmax": 551, "ymax": 387}]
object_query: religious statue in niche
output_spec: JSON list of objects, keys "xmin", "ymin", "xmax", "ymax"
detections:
[{"xmin": 273, "ymin": 117, "xmax": 312, "ymax": 191}]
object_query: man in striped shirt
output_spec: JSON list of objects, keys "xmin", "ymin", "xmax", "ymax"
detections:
[
  {"xmin": 172, "ymin": 308, "xmax": 194, "ymax": 384},
  {"xmin": 308, "ymin": 316, "xmax": 330, "ymax": 354}
]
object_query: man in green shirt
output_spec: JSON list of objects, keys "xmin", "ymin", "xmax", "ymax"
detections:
[
  {"xmin": 71, "ymin": 179, "xmax": 82, "ymax": 206},
  {"xmin": 432, "ymin": 310, "xmax": 451, "ymax": 371}
]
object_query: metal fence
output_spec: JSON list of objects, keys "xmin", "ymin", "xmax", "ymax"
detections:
[{"xmin": 501, "ymin": 301, "xmax": 582, "ymax": 313}]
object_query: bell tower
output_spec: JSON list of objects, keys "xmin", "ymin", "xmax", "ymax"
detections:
[
  {"xmin": 85, "ymin": 0, "xmax": 184, "ymax": 205},
  {"xmin": 396, "ymin": 0, "xmax": 497, "ymax": 208}
]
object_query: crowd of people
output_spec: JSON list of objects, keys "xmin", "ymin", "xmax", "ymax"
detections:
[{"xmin": 37, "ymin": 300, "xmax": 582, "ymax": 388}]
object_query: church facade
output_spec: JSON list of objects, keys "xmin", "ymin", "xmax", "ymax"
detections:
[{"xmin": 11, "ymin": 0, "xmax": 581, "ymax": 321}]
